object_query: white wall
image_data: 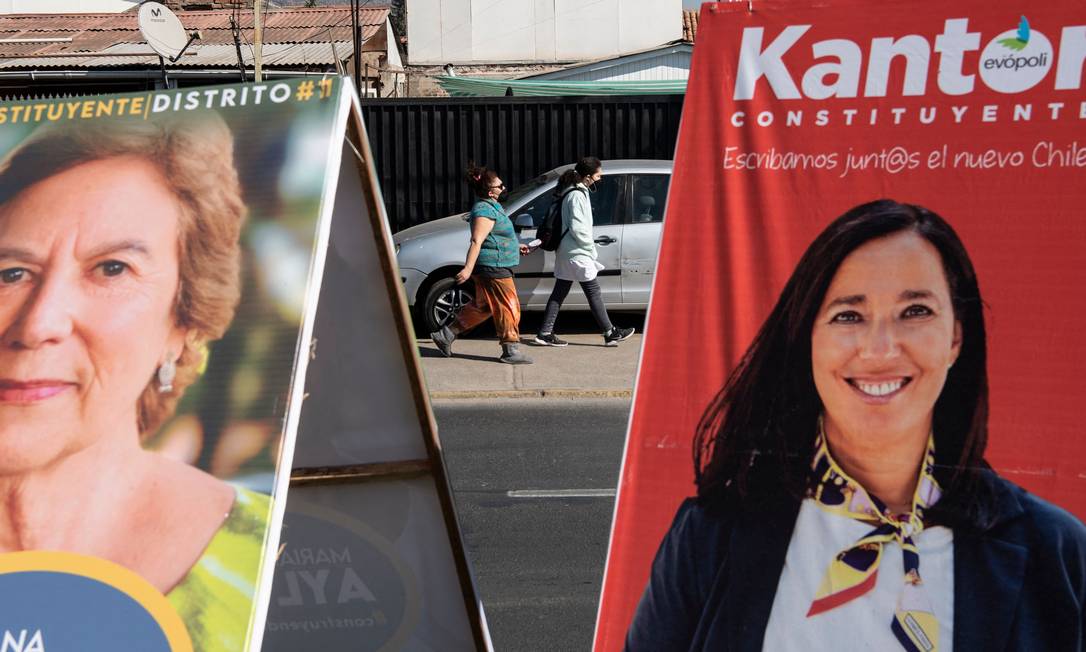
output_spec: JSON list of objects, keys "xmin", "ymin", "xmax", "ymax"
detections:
[
  {"xmin": 0, "ymin": 0, "xmax": 138, "ymax": 12},
  {"xmin": 406, "ymin": 0, "xmax": 681, "ymax": 65},
  {"xmin": 384, "ymin": 17, "xmax": 403, "ymax": 70}
]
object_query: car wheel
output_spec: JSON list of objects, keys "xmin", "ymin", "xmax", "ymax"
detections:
[{"xmin": 422, "ymin": 276, "xmax": 473, "ymax": 333}]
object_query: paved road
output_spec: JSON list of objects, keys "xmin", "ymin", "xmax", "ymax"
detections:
[{"xmin": 433, "ymin": 397, "xmax": 632, "ymax": 652}]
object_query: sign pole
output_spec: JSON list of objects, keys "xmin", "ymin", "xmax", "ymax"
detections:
[{"xmin": 254, "ymin": 0, "xmax": 264, "ymax": 83}]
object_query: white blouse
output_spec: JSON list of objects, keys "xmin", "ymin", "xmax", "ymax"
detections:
[{"xmin": 762, "ymin": 499, "xmax": 955, "ymax": 651}]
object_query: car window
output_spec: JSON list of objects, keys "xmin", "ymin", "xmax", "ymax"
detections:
[
  {"xmin": 588, "ymin": 174, "xmax": 623, "ymax": 226},
  {"xmin": 509, "ymin": 175, "xmax": 624, "ymax": 228},
  {"xmin": 628, "ymin": 174, "xmax": 669, "ymax": 224},
  {"xmin": 509, "ymin": 187, "xmax": 556, "ymax": 228},
  {"xmin": 502, "ymin": 172, "xmax": 558, "ymax": 209}
]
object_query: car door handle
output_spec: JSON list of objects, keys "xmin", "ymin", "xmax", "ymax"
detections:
[{"xmin": 595, "ymin": 236, "xmax": 617, "ymax": 245}]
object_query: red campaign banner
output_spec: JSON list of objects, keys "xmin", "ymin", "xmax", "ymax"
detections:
[{"xmin": 595, "ymin": 0, "xmax": 1086, "ymax": 649}]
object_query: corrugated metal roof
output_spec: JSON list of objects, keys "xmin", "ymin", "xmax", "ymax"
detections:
[
  {"xmin": 522, "ymin": 42, "xmax": 692, "ymax": 82},
  {"xmin": 538, "ymin": 52, "xmax": 691, "ymax": 83},
  {"xmin": 0, "ymin": 15, "xmax": 118, "ymax": 31},
  {"xmin": 0, "ymin": 6, "xmax": 387, "ymax": 69},
  {"xmin": 0, "ymin": 39, "xmax": 357, "ymax": 69},
  {"xmin": 261, "ymin": 40, "xmax": 354, "ymax": 66},
  {"xmin": 264, "ymin": 8, "xmax": 386, "ymax": 29},
  {"xmin": 0, "ymin": 8, "xmax": 386, "ymax": 31},
  {"xmin": 271, "ymin": 0, "xmax": 355, "ymax": 6}
]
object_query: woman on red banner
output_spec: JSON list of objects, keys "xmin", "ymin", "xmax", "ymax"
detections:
[
  {"xmin": 533, "ymin": 157, "xmax": 634, "ymax": 348},
  {"xmin": 625, "ymin": 200, "xmax": 1086, "ymax": 651},
  {"xmin": 0, "ymin": 115, "xmax": 266, "ymax": 649},
  {"xmin": 431, "ymin": 162, "xmax": 534, "ymax": 364}
]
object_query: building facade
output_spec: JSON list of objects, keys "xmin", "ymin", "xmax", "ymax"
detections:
[{"xmin": 405, "ymin": 0, "xmax": 681, "ymax": 65}]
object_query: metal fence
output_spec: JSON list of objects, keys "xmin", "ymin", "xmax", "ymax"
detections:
[{"xmin": 359, "ymin": 94, "xmax": 685, "ymax": 232}]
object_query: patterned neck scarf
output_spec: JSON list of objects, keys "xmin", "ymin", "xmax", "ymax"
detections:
[{"xmin": 806, "ymin": 423, "xmax": 942, "ymax": 652}]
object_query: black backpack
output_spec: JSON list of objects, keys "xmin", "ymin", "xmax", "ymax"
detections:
[{"xmin": 537, "ymin": 186, "xmax": 587, "ymax": 252}]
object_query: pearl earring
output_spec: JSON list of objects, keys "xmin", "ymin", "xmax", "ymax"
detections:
[{"xmin": 157, "ymin": 358, "xmax": 176, "ymax": 393}]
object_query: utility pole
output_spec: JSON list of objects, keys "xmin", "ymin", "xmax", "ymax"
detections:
[
  {"xmin": 254, "ymin": 0, "xmax": 264, "ymax": 82},
  {"xmin": 230, "ymin": 15, "xmax": 246, "ymax": 81},
  {"xmin": 351, "ymin": 0, "xmax": 361, "ymax": 93}
]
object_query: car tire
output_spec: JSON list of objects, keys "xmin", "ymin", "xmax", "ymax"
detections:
[{"xmin": 421, "ymin": 276, "xmax": 474, "ymax": 333}]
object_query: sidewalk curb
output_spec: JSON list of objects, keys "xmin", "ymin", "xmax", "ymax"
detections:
[{"xmin": 429, "ymin": 388, "xmax": 633, "ymax": 400}]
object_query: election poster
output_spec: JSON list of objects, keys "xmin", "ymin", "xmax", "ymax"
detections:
[
  {"xmin": 262, "ymin": 91, "xmax": 489, "ymax": 652},
  {"xmin": 0, "ymin": 78, "xmax": 487, "ymax": 652},
  {"xmin": 596, "ymin": 1, "xmax": 1086, "ymax": 649}
]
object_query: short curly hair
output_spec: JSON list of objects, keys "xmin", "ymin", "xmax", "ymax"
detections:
[{"xmin": 0, "ymin": 112, "xmax": 246, "ymax": 435}]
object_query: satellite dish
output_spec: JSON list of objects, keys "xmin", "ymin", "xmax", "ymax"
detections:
[{"xmin": 138, "ymin": 1, "xmax": 188, "ymax": 60}]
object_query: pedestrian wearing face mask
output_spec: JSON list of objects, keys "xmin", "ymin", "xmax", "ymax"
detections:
[
  {"xmin": 534, "ymin": 156, "xmax": 635, "ymax": 347},
  {"xmin": 431, "ymin": 162, "xmax": 534, "ymax": 364}
]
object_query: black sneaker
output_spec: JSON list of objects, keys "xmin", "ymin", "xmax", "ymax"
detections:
[
  {"xmin": 533, "ymin": 333, "xmax": 569, "ymax": 347},
  {"xmin": 603, "ymin": 326, "xmax": 635, "ymax": 347},
  {"xmin": 431, "ymin": 326, "xmax": 455, "ymax": 357}
]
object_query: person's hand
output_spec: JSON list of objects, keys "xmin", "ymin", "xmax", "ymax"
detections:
[
  {"xmin": 455, "ymin": 267, "xmax": 471, "ymax": 284},
  {"xmin": 519, "ymin": 244, "xmax": 531, "ymax": 255}
]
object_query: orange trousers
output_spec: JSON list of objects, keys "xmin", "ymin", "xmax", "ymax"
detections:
[{"xmin": 454, "ymin": 275, "xmax": 522, "ymax": 344}]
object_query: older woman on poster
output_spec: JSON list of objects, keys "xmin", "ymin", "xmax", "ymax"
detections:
[
  {"xmin": 625, "ymin": 200, "xmax": 1086, "ymax": 651},
  {"xmin": 0, "ymin": 115, "xmax": 266, "ymax": 648}
]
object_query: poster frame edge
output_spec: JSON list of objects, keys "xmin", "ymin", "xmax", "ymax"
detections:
[
  {"xmin": 340, "ymin": 79, "xmax": 493, "ymax": 652},
  {"xmin": 244, "ymin": 77, "xmax": 356, "ymax": 652}
]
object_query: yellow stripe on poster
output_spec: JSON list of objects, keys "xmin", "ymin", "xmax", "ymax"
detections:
[{"xmin": 0, "ymin": 550, "xmax": 194, "ymax": 652}]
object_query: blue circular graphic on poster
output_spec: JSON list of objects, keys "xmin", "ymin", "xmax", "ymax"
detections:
[
  {"xmin": 0, "ymin": 552, "xmax": 192, "ymax": 652},
  {"xmin": 263, "ymin": 501, "xmax": 419, "ymax": 652}
]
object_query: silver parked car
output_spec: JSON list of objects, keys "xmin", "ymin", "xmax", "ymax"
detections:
[{"xmin": 394, "ymin": 159, "xmax": 671, "ymax": 332}]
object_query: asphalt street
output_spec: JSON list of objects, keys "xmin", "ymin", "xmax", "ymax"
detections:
[{"xmin": 432, "ymin": 397, "xmax": 632, "ymax": 652}]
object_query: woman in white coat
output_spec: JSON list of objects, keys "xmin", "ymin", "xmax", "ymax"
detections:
[{"xmin": 534, "ymin": 157, "xmax": 635, "ymax": 347}]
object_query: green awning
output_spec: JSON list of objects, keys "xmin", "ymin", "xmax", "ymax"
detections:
[{"xmin": 436, "ymin": 75, "xmax": 687, "ymax": 97}]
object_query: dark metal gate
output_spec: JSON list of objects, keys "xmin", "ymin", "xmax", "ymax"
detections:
[{"xmin": 359, "ymin": 94, "xmax": 685, "ymax": 232}]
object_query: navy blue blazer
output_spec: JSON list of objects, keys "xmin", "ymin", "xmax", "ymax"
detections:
[{"xmin": 625, "ymin": 470, "xmax": 1086, "ymax": 651}]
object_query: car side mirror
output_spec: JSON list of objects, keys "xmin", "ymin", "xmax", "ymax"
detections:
[{"xmin": 514, "ymin": 214, "xmax": 534, "ymax": 232}]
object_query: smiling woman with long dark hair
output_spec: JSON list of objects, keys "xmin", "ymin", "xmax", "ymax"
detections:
[{"xmin": 625, "ymin": 199, "xmax": 1086, "ymax": 651}]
